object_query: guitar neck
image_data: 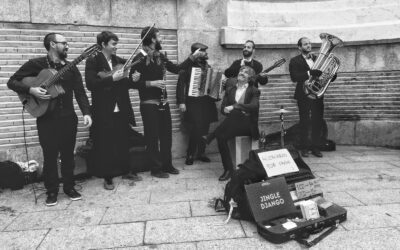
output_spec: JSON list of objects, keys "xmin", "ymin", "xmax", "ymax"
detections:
[
  {"xmin": 44, "ymin": 54, "xmax": 86, "ymax": 88},
  {"xmin": 261, "ymin": 64, "xmax": 278, "ymax": 74}
]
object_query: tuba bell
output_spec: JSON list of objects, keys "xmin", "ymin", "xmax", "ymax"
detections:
[{"xmin": 303, "ymin": 33, "xmax": 343, "ymax": 99}]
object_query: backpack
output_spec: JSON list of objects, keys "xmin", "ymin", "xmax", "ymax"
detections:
[{"xmin": 0, "ymin": 161, "xmax": 25, "ymax": 190}]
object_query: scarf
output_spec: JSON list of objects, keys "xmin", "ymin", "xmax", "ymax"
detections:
[{"xmin": 142, "ymin": 45, "xmax": 162, "ymax": 66}]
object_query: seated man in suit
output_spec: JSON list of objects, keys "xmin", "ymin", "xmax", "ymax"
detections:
[{"xmin": 213, "ymin": 66, "xmax": 260, "ymax": 181}]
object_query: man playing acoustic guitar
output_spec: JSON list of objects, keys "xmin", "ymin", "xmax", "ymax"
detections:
[{"xmin": 7, "ymin": 33, "xmax": 92, "ymax": 206}]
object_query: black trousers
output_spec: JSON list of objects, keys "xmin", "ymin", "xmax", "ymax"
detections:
[
  {"xmin": 215, "ymin": 112, "xmax": 252, "ymax": 172},
  {"xmin": 37, "ymin": 114, "xmax": 77, "ymax": 194},
  {"xmin": 185, "ymin": 98, "xmax": 211, "ymax": 157},
  {"xmin": 140, "ymin": 103, "xmax": 172, "ymax": 173},
  {"xmin": 90, "ymin": 112, "xmax": 130, "ymax": 179},
  {"xmin": 187, "ymin": 122, "xmax": 209, "ymax": 157},
  {"xmin": 297, "ymin": 97, "xmax": 324, "ymax": 149}
]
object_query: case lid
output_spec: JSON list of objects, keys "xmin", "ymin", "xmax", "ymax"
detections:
[{"xmin": 245, "ymin": 177, "xmax": 298, "ymax": 223}]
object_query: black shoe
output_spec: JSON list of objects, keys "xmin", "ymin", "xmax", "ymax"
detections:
[
  {"xmin": 151, "ymin": 171, "xmax": 170, "ymax": 178},
  {"xmin": 104, "ymin": 178, "xmax": 115, "ymax": 190},
  {"xmin": 311, "ymin": 149, "xmax": 323, "ymax": 157},
  {"xmin": 164, "ymin": 166, "xmax": 180, "ymax": 175},
  {"xmin": 197, "ymin": 155, "xmax": 211, "ymax": 163},
  {"xmin": 122, "ymin": 173, "xmax": 143, "ymax": 181},
  {"xmin": 218, "ymin": 170, "xmax": 232, "ymax": 181},
  {"xmin": 45, "ymin": 193, "xmax": 58, "ymax": 206},
  {"xmin": 185, "ymin": 155, "xmax": 194, "ymax": 165},
  {"xmin": 301, "ymin": 149, "xmax": 309, "ymax": 157},
  {"xmin": 64, "ymin": 188, "xmax": 82, "ymax": 201}
]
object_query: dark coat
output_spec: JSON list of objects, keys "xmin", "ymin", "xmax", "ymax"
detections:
[
  {"xmin": 289, "ymin": 54, "xmax": 317, "ymax": 100},
  {"xmin": 221, "ymin": 83, "xmax": 260, "ymax": 139},
  {"xmin": 85, "ymin": 53, "xmax": 136, "ymax": 128}
]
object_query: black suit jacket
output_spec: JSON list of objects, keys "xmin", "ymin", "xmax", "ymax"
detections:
[
  {"xmin": 289, "ymin": 54, "xmax": 317, "ymax": 100},
  {"xmin": 221, "ymin": 84, "xmax": 260, "ymax": 139},
  {"xmin": 85, "ymin": 53, "xmax": 136, "ymax": 128}
]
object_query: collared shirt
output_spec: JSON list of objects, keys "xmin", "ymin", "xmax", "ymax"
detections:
[
  {"xmin": 235, "ymin": 83, "xmax": 248, "ymax": 102},
  {"xmin": 303, "ymin": 54, "xmax": 314, "ymax": 69},
  {"xmin": 105, "ymin": 55, "xmax": 120, "ymax": 112}
]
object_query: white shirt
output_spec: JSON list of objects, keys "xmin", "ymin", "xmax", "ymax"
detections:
[
  {"xmin": 106, "ymin": 56, "xmax": 120, "ymax": 112},
  {"xmin": 303, "ymin": 54, "xmax": 314, "ymax": 68},
  {"xmin": 235, "ymin": 83, "xmax": 248, "ymax": 102},
  {"xmin": 303, "ymin": 54, "xmax": 314, "ymax": 77}
]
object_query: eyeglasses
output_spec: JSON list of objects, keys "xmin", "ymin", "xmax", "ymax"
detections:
[{"xmin": 53, "ymin": 41, "xmax": 68, "ymax": 46}]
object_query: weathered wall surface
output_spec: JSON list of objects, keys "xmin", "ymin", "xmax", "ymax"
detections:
[{"xmin": 0, "ymin": 0, "xmax": 399, "ymax": 165}]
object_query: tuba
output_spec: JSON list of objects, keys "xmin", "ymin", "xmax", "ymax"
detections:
[{"xmin": 303, "ymin": 33, "xmax": 343, "ymax": 99}]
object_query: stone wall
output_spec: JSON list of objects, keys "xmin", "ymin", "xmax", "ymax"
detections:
[{"xmin": 0, "ymin": 0, "xmax": 399, "ymax": 164}]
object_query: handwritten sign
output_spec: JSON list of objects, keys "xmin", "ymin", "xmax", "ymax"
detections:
[
  {"xmin": 257, "ymin": 149, "xmax": 299, "ymax": 177},
  {"xmin": 295, "ymin": 179, "xmax": 323, "ymax": 200},
  {"xmin": 245, "ymin": 177, "xmax": 297, "ymax": 222}
]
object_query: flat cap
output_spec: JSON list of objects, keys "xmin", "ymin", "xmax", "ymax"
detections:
[{"xmin": 191, "ymin": 42, "xmax": 208, "ymax": 53}]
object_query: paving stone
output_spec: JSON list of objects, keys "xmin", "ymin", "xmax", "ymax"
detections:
[
  {"xmin": 324, "ymin": 191, "xmax": 364, "ymax": 206},
  {"xmin": 150, "ymin": 187, "xmax": 223, "ymax": 203},
  {"xmin": 0, "ymin": 229, "xmax": 49, "ymax": 250},
  {"xmin": 362, "ymin": 178, "xmax": 400, "ymax": 189},
  {"xmin": 345, "ymin": 155, "xmax": 400, "ymax": 162},
  {"xmin": 144, "ymin": 216, "xmax": 245, "ymax": 244},
  {"xmin": 0, "ymin": 212, "xmax": 19, "ymax": 231},
  {"xmin": 330, "ymin": 161, "xmax": 397, "ymax": 171},
  {"xmin": 346, "ymin": 189, "xmax": 400, "ymax": 205},
  {"xmin": 67, "ymin": 190, "xmax": 151, "ymax": 209},
  {"xmin": 0, "ymin": 188, "xmax": 71, "ymax": 212},
  {"xmin": 303, "ymin": 155, "xmax": 353, "ymax": 164},
  {"xmin": 183, "ymin": 161, "xmax": 221, "ymax": 170},
  {"xmin": 342, "ymin": 205, "xmax": 400, "ymax": 230},
  {"xmin": 5, "ymin": 208, "xmax": 106, "ymax": 231},
  {"xmin": 379, "ymin": 204, "xmax": 400, "ymax": 221},
  {"xmin": 116, "ymin": 242, "xmax": 196, "ymax": 250},
  {"xmin": 190, "ymin": 200, "xmax": 221, "ymax": 217},
  {"xmin": 313, "ymin": 228, "xmax": 400, "ymax": 249},
  {"xmin": 38, "ymin": 223, "xmax": 144, "ymax": 249},
  {"xmin": 115, "ymin": 177, "xmax": 187, "ymax": 192},
  {"xmin": 389, "ymin": 161, "xmax": 400, "ymax": 167},
  {"xmin": 318, "ymin": 179, "xmax": 368, "ymax": 192},
  {"xmin": 173, "ymin": 169, "xmax": 219, "ymax": 179},
  {"xmin": 315, "ymin": 170, "xmax": 383, "ymax": 181},
  {"xmin": 381, "ymin": 168, "xmax": 400, "ymax": 177},
  {"xmin": 307, "ymin": 163, "xmax": 340, "ymax": 172},
  {"xmin": 101, "ymin": 202, "xmax": 191, "ymax": 224},
  {"xmin": 186, "ymin": 177, "xmax": 225, "ymax": 190},
  {"xmin": 196, "ymin": 237, "xmax": 302, "ymax": 250}
]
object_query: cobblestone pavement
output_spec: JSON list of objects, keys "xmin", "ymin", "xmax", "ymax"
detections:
[{"xmin": 1, "ymin": 145, "xmax": 400, "ymax": 249}]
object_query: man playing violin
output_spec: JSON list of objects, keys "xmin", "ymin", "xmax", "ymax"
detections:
[
  {"xmin": 85, "ymin": 31, "xmax": 141, "ymax": 190},
  {"xmin": 7, "ymin": 33, "xmax": 92, "ymax": 206}
]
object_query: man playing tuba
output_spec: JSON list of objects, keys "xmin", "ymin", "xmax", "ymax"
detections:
[{"xmin": 289, "ymin": 37, "xmax": 338, "ymax": 158}]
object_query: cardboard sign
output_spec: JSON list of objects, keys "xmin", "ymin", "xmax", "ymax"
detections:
[
  {"xmin": 257, "ymin": 149, "xmax": 299, "ymax": 177},
  {"xmin": 295, "ymin": 179, "xmax": 323, "ymax": 200},
  {"xmin": 245, "ymin": 177, "xmax": 297, "ymax": 223}
]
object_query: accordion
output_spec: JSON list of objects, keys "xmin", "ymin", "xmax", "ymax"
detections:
[{"xmin": 188, "ymin": 67, "xmax": 223, "ymax": 100}]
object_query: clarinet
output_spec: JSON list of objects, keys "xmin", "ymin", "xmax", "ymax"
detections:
[{"xmin": 159, "ymin": 51, "xmax": 168, "ymax": 111}]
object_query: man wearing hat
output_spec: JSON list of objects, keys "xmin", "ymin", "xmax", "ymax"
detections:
[
  {"xmin": 129, "ymin": 26, "xmax": 203, "ymax": 178},
  {"xmin": 176, "ymin": 43, "xmax": 218, "ymax": 165}
]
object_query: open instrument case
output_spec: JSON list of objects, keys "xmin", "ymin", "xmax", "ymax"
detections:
[{"xmin": 246, "ymin": 148, "xmax": 347, "ymax": 247}]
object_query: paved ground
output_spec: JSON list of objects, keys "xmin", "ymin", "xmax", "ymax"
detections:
[{"xmin": 1, "ymin": 145, "xmax": 400, "ymax": 249}]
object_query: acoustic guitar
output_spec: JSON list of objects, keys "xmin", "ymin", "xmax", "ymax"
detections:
[
  {"xmin": 19, "ymin": 44, "xmax": 101, "ymax": 118},
  {"xmin": 224, "ymin": 58, "xmax": 286, "ymax": 89}
]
